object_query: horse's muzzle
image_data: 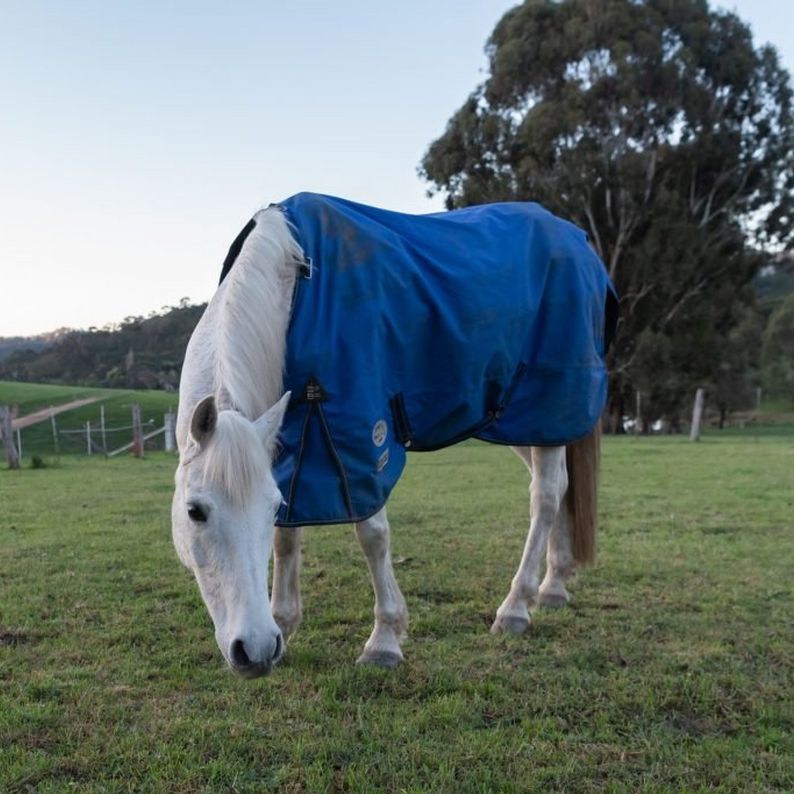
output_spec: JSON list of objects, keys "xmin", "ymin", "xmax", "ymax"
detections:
[{"xmin": 228, "ymin": 632, "xmax": 283, "ymax": 677}]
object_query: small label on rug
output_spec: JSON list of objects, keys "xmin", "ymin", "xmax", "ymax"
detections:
[{"xmin": 372, "ymin": 419, "xmax": 388, "ymax": 447}]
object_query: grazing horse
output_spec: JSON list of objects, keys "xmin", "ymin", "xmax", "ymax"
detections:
[{"xmin": 172, "ymin": 193, "xmax": 616, "ymax": 677}]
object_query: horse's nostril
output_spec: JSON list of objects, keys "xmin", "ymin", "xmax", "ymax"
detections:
[
  {"xmin": 273, "ymin": 632, "xmax": 284, "ymax": 662},
  {"xmin": 230, "ymin": 638, "xmax": 251, "ymax": 668}
]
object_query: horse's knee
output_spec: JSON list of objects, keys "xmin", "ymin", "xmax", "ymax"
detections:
[
  {"xmin": 356, "ymin": 509, "xmax": 389, "ymax": 539},
  {"xmin": 274, "ymin": 526, "xmax": 302, "ymax": 558},
  {"xmin": 355, "ymin": 510, "xmax": 391, "ymax": 560}
]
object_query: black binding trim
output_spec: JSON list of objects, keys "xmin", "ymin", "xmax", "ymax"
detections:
[
  {"xmin": 314, "ymin": 401, "xmax": 354, "ymax": 520},
  {"xmin": 218, "ymin": 218, "xmax": 257, "ymax": 285},
  {"xmin": 283, "ymin": 403, "xmax": 314, "ymax": 524}
]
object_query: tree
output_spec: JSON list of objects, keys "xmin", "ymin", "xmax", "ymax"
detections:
[
  {"xmin": 421, "ymin": 0, "xmax": 794, "ymax": 425},
  {"xmin": 713, "ymin": 303, "xmax": 763, "ymax": 425},
  {"xmin": 762, "ymin": 292, "xmax": 794, "ymax": 402}
]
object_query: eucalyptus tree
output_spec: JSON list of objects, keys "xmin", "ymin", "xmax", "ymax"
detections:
[{"xmin": 421, "ymin": 0, "xmax": 794, "ymax": 425}]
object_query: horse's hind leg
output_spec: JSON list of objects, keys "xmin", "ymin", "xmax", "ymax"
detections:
[
  {"xmin": 355, "ymin": 507, "xmax": 408, "ymax": 667},
  {"xmin": 537, "ymin": 504, "xmax": 575, "ymax": 608},
  {"xmin": 272, "ymin": 526, "xmax": 304, "ymax": 640},
  {"xmin": 491, "ymin": 445, "xmax": 567, "ymax": 635}
]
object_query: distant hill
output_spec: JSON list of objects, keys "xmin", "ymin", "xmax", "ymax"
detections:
[
  {"xmin": 0, "ymin": 328, "xmax": 72, "ymax": 363},
  {"xmin": 0, "ymin": 337, "xmax": 50, "ymax": 363},
  {"xmin": 0, "ymin": 300, "xmax": 206, "ymax": 390}
]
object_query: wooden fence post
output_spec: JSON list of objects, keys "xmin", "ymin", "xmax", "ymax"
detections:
[
  {"xmin": 164, "ymin": 410, "xmax": 176, "ymax": 452},
  {"xmin": 1, "ymin": 406, "xmax": 20, "ymax": 469},
  {"xmin": 100, "ymin": 405, "xmax": 107, "ymax": 453},
  {"xmin": 635, "ymin": 391, "xmax": 642, "ymax": 436},
  {"xmin": 131, "ymin": 404, "xmax": 144, "ymax": 458},
  {"xmin": 690, "ymin": 388, "xmax": 705, "ymax": 442},
  {"xmin": 50, "ymin": 407, "xmax": 60, "ymax": 454}
]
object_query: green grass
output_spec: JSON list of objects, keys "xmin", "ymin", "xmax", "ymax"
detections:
[
  {"xmin": 0, "ymin": 381, "xmax": 178, "ymax": 457},
  {"xmin": 759, "ymin": 395, "xmax": 794, "ymax": 414},
  {"xmin": 0, "ymin": 381, "xmax": 101, "ymax": 415},
  {"xmin": 1, "ymin": 435, "xmax": 793, "ymax": 792}
]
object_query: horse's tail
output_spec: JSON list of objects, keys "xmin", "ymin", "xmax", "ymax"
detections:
[{"xmin": 565, "ymin": 425, "xmax": 601, "ymax": 565}]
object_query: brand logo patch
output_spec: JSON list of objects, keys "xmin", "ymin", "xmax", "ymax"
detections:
[
  {"xmin": 376, "ymin": 448, "xmax": 390, "ymax": 472},
  {"xmin": 372, "ymin": 419, "xmax": 388, "ymax": 447}
]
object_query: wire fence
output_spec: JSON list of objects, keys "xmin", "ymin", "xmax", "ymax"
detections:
[
  {"xmin": 57, "ymin": 419, "xmax": 158, "ymax": 455},
  {"xmin": 1, "ymin": 403, "xmax": 177, "ymax": 466}
]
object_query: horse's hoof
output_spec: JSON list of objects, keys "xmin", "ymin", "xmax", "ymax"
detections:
[
  {"xmin": 537, "ymin": 591, "xmax": 570, "ymax": 609},
  {"xmin": 490, "ymin": 614, "xmax": 530, "ymax": 635},
  {"xmin": 356, "ymin": 650, "xmax": 404, "ymax": 668}
]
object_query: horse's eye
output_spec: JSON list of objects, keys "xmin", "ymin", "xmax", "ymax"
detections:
[{"xmin": 187, "ymin": 503, "xmax": 208, "ymax": 523}]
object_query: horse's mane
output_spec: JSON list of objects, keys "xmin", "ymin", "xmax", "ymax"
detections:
[
  {"xmin": 213, "ymin": 207, "xmax": 303, "ymax": 420},
  {"xmin": 201, "ymin": 410, "xmax": 267, "ymax": 505},
  {"xmin": 183, "ymin": 207, "xmax": 302, "ymax": 503}
]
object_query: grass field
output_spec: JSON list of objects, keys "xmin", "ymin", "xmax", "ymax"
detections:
[
  {"xmin": 1, "ymin": 434, "xmax": 793, "ymax": 792},
  {"xmin": 0, "ymin": 381, "xmax": 178, "ymax": 457}
]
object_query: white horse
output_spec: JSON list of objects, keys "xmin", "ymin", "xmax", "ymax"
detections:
[{"xmin": 172, "ymin": 202, "xmax": 603, "ymax": 677}]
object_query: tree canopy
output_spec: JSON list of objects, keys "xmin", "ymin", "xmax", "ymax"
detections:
[{"xmin": 421, "ymin": 0, "xmax": 794, "ymax": 423}]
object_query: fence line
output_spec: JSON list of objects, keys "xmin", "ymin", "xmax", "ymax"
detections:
[
  {"xmin": 57, "ymin": 419, "xmax": 155, "ymax": 435},
  {"xmin": 108, "ymin": 425, "xmax": 166, "ymax": 457},
  {"xmin": 4, "ymin": 403, "xmax": 177, "ymax": 463},
  {"xmin": 51, "ymin": 408, "xmax": 59, "ymax": 454}
]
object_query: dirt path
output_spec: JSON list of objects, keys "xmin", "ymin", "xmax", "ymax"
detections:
[{"xmin": 10, "ymin": 397, "xmax": 103, "ymax": 430}]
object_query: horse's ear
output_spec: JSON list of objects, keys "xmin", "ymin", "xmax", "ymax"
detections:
[
  {"xmin": 190, "ymin": 395, "xmax": 218, "ymax": 447},
  {"xmin": 254, "ymin": 392, "xmax": 291, "ymax": 457}
]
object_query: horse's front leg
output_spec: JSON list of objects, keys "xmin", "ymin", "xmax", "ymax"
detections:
[
  {"xmin": 355, "ymin": 507, "xmax": 408, "ymax": 667},
  {"xmin": 271, "ymin": 526, "xmax": 304, "ymax": 640},
  {"xmin": 491, "ymin": 446, "xmax": 567, "ymax": 635}
]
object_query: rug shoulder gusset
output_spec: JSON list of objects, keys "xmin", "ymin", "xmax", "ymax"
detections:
[{"xmin": 274, "ymin": 392, "xmax": 408, "ymax": 527}]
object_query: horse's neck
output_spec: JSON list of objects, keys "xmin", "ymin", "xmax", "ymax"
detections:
[{"xmin": 177, "ymin": 210, "xmax": 300, "ymax": 446}]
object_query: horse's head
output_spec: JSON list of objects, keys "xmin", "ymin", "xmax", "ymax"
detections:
[{"xmin": 171, "ymin": 392, "xmax": 290, "ymax": 677}]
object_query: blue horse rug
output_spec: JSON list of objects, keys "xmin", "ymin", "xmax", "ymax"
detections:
[{"xmin": 219, "ymin": 192, "xmax": 617, "ymax": 527}]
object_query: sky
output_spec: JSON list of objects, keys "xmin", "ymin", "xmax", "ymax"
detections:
[{"xmin": 1, "ymin": 0, "xmax": 793, "ymax": 337}]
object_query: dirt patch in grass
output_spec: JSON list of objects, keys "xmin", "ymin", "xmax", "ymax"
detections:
[{"xmin": 0, "ymin": 631, "xmax": 30, "ymax": 646}]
